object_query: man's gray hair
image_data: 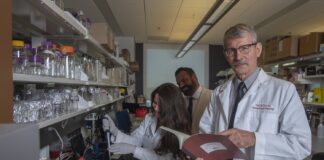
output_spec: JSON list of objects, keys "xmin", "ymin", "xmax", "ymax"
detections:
[{"xmin": 223, "ymin": 23, "xmax": 257, "ymax": 47}]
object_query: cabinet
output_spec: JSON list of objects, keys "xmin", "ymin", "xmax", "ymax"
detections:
[
  {"xmin": 8, "ymin": 0, "xmax": 131, "ymax": 150},
  {"xmin": 0, "ymin": 0, "xmax": 12, "ymax": 123}
]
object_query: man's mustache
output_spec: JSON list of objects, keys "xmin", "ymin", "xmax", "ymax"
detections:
[{"xmin": 232, "ymin": 61, "xmax": 248, "ymax": 67}]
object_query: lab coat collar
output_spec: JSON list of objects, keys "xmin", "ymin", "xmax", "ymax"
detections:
[
  {"xmin": 218, "ymin": 78, "xmax": 234, "ymax": 125},
  {"xmin": 148, "ymin": 116, "xmax": 159, "ymax": 136},
  {"xmin": 217, "ymin": 68, "xmax": 269, "ymax": 125}
]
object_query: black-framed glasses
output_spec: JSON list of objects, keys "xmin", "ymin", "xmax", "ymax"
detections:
[{"xmin": 224, "ymin": 42, "xmax": 258, "ymax": 57}]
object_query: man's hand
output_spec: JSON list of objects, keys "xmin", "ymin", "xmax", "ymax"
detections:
[{"xmin": 218, "ymin": 128, "xmax": 255, "ymax": 148}]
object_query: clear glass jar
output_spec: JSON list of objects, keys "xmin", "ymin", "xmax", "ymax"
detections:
[
  {"xmin": 52, "ymin": 44, "xmax": 65, "ymax": 77},
  {"xmin": 89, "ymin": 57, "xmax": 97, "ymax": 81},
  {"xmin": 12, "ymin": 40, "xmax": 25, "ymax": 73},
  {"xmin": 28, "ymin": 48, "xmax": 44, "ymax": 75},
  {"xmin": 71, "ymin": 89, "xmax": 79, "ymax": 111},
  {"xmin": 23, "ymin": 44, "xmax": 32, "ymax": 74},
  {"xmin": 60, "ymin": 45, "xmax": 75, "ymax": 79},
  {"xmin": 41, "ymin": 41, "xmax": 56, "ymax": 76},
  {"xmin": 74, "ymin": 50, "xmax": 82, "ymax": 80}
]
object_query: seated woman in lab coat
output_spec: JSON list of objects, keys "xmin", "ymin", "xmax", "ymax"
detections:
[{"xmin": 105, "ymin": 83, "xmax": 191, "ymax": 160}]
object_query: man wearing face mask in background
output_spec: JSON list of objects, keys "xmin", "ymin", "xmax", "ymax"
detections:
[{"xmin": 175, "ymin": 67, "xmax": 212, "ymax": 134}]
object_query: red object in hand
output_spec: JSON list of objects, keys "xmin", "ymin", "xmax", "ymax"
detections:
[{"xmin": 135, "ymin": 108, "xmax": 148, "ymax": 118}]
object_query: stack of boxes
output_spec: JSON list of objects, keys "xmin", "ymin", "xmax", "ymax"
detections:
[
  {"xmin": 262, "ymin": 33, "xmax": 324, "ymax": 105},
  {"xmin": 263, "ymin": 32, "xmax": 324, "ymax": 63}
]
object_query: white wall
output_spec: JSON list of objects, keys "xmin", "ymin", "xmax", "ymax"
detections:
[{"xmin": 143, "ymin": 43, "xmax": 209, "ymax": 98}]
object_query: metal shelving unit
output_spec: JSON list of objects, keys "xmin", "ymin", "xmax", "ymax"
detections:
[
  {"xmin": 304, "ymin": 75, "xmax": 324, "ymax": 79},
  {"xmin": 262, "ymin": 52, "xmax": 324, "ymax": 68},
  {"xmin": 38, "ymin": 95, "xmax": 130, "ymax": 128},
  {"xmin": 12, "ymin": 0, "xmax": 131, "ymax": 130},
  {"xmin": 13, "ymin": 0, "xmax": 130, "ymax": 71},
  {"xmin": 13, "ymin": 73, "xmax": 127, "ymax": 87},
  {"xmin": 303, "ymin": 102, "xmax": 324, "ymax": 108}
]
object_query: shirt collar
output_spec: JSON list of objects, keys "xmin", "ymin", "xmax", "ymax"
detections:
[
  {"xmin": 235, "ymin": 68, "xmax": 260, "ymax": 90},
  {"xmin": 191, "ymin": 86, "xmax": 202, "ymax": 99}
]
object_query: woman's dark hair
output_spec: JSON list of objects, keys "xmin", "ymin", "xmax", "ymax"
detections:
[
  {"xmin": 150, "ymin": 85, "xmax": 160, "ymax": 116},
  {"xmin": 153, "ymin": 83, "xmax": 191, "ymax": 158}
]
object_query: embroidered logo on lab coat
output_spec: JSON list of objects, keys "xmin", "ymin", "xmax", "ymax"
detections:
[{"xmin": 252, "ymin": 104, "xmax": 274, "ymax": 110}]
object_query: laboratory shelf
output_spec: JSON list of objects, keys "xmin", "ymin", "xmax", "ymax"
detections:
[
  {"xmin": 39, "ymin": 0, "xmax": 88, "ymax": 36},
  {"xmin": 87, "ymin": 35, "xmax": 131, "ymax": 72},
  {"xmin": 304, "ymin": 75, "xmax": 324, "ymax": 79},
  {"xmin": 303, "ymin": 102, "xmax": 324, "ymax": 108},
  {"xmin": 13, "ymin": 73, "xmax": 128, "ymax": 87},
  {"xmin": 12, "ymin": 0, "xmax": 130, "ymax": 71},
  {"xmin": 13, "ymin": 0, "xmax": 85, "ymax": 37},
  {"xmin": 262, "ymin": 52, "xmax": 324, "ymax": 68},
  {"xmin": 38, "ymin": 95, "xmax": 130, "ymax": 128}
]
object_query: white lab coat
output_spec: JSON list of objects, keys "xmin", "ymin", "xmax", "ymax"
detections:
[
  {"xmin": 199, "ymin": 69, "xmax": 311, "ymax": 160},
  {"xmin": 114, "ymin": 113, "xmax": 174, "ymax": 160}
]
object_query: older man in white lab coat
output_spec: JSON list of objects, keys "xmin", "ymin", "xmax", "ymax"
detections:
[{"xmin": 199, "ymin": 23, "xmax": 311, "ymax": 159}]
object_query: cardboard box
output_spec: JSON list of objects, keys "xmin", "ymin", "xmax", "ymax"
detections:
[
  {"xmin": 264, "ymin": 36, "xmax": 281, "ymax": 62},
  {"xmin": 299, "ymin": 32, "xmax": 324, "ymax": 56},
  {"xmin": 90, "ymin": 23, "xmax": 115, "ymax": 52},
  {"xmin": 277, "ymin": 36, "xmax": 298, "ymax": 59},
  {"xmin": 258, "ymin": 47, "xmax": 266, "ymax": 65}
]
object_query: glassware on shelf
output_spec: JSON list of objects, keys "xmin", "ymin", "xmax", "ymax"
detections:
[
  {"xmin": 51, "ymin": 90, "xmax": 64, "ymax": 117},
  {"xmin": 88, "ymin": 86, "xmax": 96, "ymax": 104},
  {"xmin": 101, "ymin": 65, "xmax": 109, "ymax": 83},
  {"xmin": 12, "ymin": 40, "xmax": 26, "ymax": 74},
  {"xmin": 41, "ymin": 41, "xmax": 56, "ymax": 76},
  {"xmin": 53, "ymin": 44, "xmax": 65, "ymax": 77},
  {"xmin": 63, "ymin": 88, "xmax": 72, "ymax": 113},
  {"xmin": 29, "ymin": 48, "xmax": 44, "ymax": 75},
  {"xmin": 60, "ymin": 45, "xmax": 75, "ymax": 79},
  {"xmin": 13, "ymin": 86, "xmax": 53, "ymax": 123},
  {"xmin": 13, "ymin": 95, "xmax": 23, "ymax": 123},
  {"xmin": 94, "ymin": 87, "xmax": 101, "ymax": 104},
  {"xmin": 74, "ymin": 50, "xmax": 82, "ymax": 80},
  {"xmin": 318, "ymin": 113, "xmax": 324, "ymax": 138},
  {"xmin": 96, "ymin": 60, "xmax": 102, "ymax": 82},
  {"xmin": 71, "ymin": 89, "xmax": 79, "ymax": 111},
  {"xmin": 77, "ymin": 10, "xmax": 92, "ymax": 29},
  {"xmin": 108, "ymin": 68, "xmax": 115, "ymax": 84},
  {"xmin": 81, "ymin": 55, "xmax": 90, "ymax": 81},
  {"xmin": 89, "ymin": 57, "xmax": 97, "ymax": 82}
]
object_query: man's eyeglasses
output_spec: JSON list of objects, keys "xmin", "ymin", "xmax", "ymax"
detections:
[{"xmin": 224, "ymin": 42, "xmax": 258, "ymax": 57}]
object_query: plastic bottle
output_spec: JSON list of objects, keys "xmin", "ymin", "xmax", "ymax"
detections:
[{"xmin": 12, "ymin": 40, "xmax": 25, "ymax": 73}]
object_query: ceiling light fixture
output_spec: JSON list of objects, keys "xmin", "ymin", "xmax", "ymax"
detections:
[{"xmin": 175, "ymin": 0, "xmax": 239, "ymax": 58}]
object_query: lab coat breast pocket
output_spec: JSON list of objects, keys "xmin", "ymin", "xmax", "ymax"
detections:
[{"xmin": 248, "ymin": 104, "xmax": 279, "ymax": 134}]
